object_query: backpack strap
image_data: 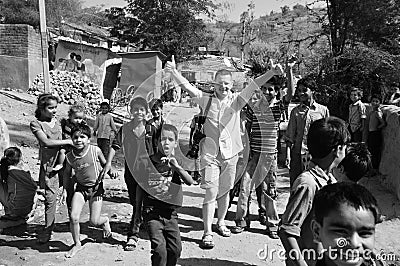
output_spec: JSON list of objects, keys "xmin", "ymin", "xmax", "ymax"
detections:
[{"xmin": 198, "ymin": 96, "xmax": 213, "ymax": 127}]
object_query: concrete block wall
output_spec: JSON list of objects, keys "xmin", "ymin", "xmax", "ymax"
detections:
[
  {"xmin": 379, "ymin": 105, "xmax": 400, "ymax": 200},
  {"xmin": 0, "ymin": 24, "xmax": 43, "ymax": 90}
]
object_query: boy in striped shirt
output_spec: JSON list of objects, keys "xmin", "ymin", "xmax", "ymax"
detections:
[{"xmin": 232, "ymin": 76, "xmax": 287, "ymax": 238}]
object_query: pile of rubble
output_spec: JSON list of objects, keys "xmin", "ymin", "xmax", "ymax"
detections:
[{"xmin": 28, "ymin": 70, "xmax": 103, "ymax": 117}]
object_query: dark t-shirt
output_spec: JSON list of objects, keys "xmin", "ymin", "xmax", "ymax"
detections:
[{"xmin": 142, "ymin": 152, "xmax": 183, "ymax": 212}]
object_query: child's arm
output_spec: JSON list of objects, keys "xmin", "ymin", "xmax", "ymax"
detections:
[
  {"xmin": 62, "ymin": 160, "xmax": 73, "ymax": 203},
  {"xmin": 97, "ymin": 146, "xmax": 117, "ymax": 179},
  {"xmin": 93, "ymin": 115, "xmax": 99, "ymax": 136},
  {"xmin": 32, "ymin": 129, "xmax": 73, "ymax": 148},
  {"xmin": 99, "ymin": 127, "xmax": 122, "ymax": 179},
  {"xmin": 279, "ymin": 179, "xmax": 315, "ymax": 266},
  {"xmin": 163, "ymin": 157, "xmax": 194, "ymax": 185},
  {"xmin": 110, "ymin": 115, "xmax": 118, "ymax": 134},
  {"xmin": 284, "ymin": 58, "xmax": 296, "ymax": 104},
  {"xmin": 377, "ymin": 110, "xmax": 387, "ymax": 129}
]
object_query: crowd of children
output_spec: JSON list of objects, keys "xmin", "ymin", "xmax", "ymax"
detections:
[{"xmin": 0, "ymin": 58, "xmax": 393, "ymax": 266}]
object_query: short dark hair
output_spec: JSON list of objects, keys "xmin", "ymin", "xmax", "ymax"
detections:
[
  {"xmin": 297, "ymin": 76, "xmax": 317, "ymax": 91},
  {"xmin": 371, "ymin": 93, "xmax": 382, "ymax": 103},
  {"xmin": 161, "ymin": 124, "xmax": 178, "ymax": 140},
  {"xmin": 307, "ymin": 117, "xmax": 350, "ymax": 159},
  {"xmin": 313, "ymin": 182, "xmax": 380, "ymax": 225},
  {"xmin": 71, "ymin": 123, "xmax": 92, "ymax": 138},
  {"xmin": 129, "ymin": 97, "xmax": 148, "ymax": 111},
  {"xmin": 339, "ymin": 143, "xmax": 371, "ymax": 182},
  {"xmin": 0, "ymin": 147, "xmax": 22, "ymax": 182},
  {"xmin": 215, "ymin": 69, "xmax": 232, "ymax": 80},
  {"xmin": 149, "ymin": 98, "xmax": 163, "ymax": 110},
  {"xmin": 100, "ymin": 101, "xmax": 110, "ymax": 109}
]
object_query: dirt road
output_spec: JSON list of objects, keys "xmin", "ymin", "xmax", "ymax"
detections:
[{"xmin": 0, "ymin": 91, "xmax": 399, "ymax": 266}]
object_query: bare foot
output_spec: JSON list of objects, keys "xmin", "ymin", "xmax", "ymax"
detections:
[
  {"xmin": 102, "ymin": 217, "xmax": 112, "ymax": 239},
  {"xmin": 65, "ymin": 243, "xmax": 83, "ymax": 258}
]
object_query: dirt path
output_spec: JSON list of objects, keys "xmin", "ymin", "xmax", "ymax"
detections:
[{"xmin": 0, "ymin": 91, "xmax": 399, "ymax": 266}]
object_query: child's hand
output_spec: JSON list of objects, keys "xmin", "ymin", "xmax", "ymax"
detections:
[
  {"xmin": 108, "ymin": 169, "xmax": 118, "ymax": 179},
  {"xmin": 60, "ymin": 189, "xmax": 67, "ymax": 205},
  {"xmin": 161, "ymin": 157, "xmax": 179, "ymax": 168},
  {"xmin": 100, "ymin": 163, "xmax": 112, "ymax": 180}
]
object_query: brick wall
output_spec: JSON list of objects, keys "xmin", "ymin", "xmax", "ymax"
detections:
[{"xmin": 0, "ymin": 24, "xmax": 43, "ymax": 90}]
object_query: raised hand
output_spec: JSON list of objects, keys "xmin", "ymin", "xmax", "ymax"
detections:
[
  {"xmin": 286, "ymin": 54, "xmax": 297, "ymax": 68},
  {"xmin": 269, "ymin": 59, "xmax": 284, "ymax": 76},
  {"xmin": 164, "ymin": 55, "xmax": 176, "ymax": 73},
  {"xmin": 161, "ymin": 156, "xmax": 179, "ymax": 168}
]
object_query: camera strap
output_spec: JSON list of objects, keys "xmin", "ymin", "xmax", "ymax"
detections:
[{"xmin": 198, "ymin": 96, "xmax": 213, "ymax": 129}]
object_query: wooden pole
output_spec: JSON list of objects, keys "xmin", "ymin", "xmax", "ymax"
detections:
[{"xmin": 39, "ymin": 0, "xmax": 50, "ymax": 92}]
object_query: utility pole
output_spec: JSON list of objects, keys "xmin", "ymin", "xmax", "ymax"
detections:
[{"xmin": 39, "ymin": 0, "xmax": 50, "ymax": 92}]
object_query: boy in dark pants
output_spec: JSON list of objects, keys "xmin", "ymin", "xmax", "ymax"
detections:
[
  {"xmin": 142, "ymin": 124, "xmax": 194, "ymax": 266},
  {"xmin": 367, "ymin": 94, "xmax": 386, "ymax": 170},
  {"xmin": 101, "ymin": 97, "xmax": 156, "ymax": 251}
]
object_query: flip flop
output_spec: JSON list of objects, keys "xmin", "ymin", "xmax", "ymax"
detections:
[
  {"xmin": 216, "ymin": 224, "xmax": 231, "ymax": 237},
  {"xmin": 200, "ymin": 233, "xmax": 214, "ymax": 249},
  {"xmin": 124, "ymin": 238, "xmax": 137, "ymax": 251}
]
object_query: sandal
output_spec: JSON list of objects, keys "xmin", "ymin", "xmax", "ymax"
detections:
[
  {"xmin": 200, "ymin": 233, "xmax": 214, "ymax": 249},
  {"xmin": 124, "ymin": 238, "xmax": 138, "ymax": 251},
  {"xmin": 266, "ymin": 226, "xmax": 279, "ymax": 239},
  {"xmin": 216, "ymin": 224, "xmax": 231, "ymax": 237}
]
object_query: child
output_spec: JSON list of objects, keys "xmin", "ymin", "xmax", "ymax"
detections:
[
  {"xmin": 142, "ymin": 124, "xmax": 194, "ymax": 266},
  {"xmin": 367, "ymin": 94, "xmax": 386, "ymax": 170},
  {"xmin": 332, "ymin": 143, "xmax": 371, "ymax": 183},
  {"xmin": 148, "ymin": 98, "xmax": 167, "ymax": 154},
  {"xmin": 63, "ymin": 124, "xmax": 115, "ymax": 258},
  {"xmin": 30, "ymin": 93, "xmax": 73, "ymax": 243},
  {"xmin": 348, "ymin": 87, "xmax": 367, "ymax": 143},
  {"xmin": 93, "ymin": 101, "xmax": 117, "ymax": 158},
  {"xmin": 101, "ymin": 97, "xmax": 156, "ymax": 251},
  {"xmin": 279, "ymin": 116, "xmax": 350, "ymax": 266},
  {"xmin": 285, "ymin": 77, "xmax": 330, "ymax": 186},
  {"xmin": 0, "ymin": 147, "xmax": 38, "ymax": 226},
  {"xmin": 232, "ymin": 78, "xmax": 287, "ymax": 238},
  {"xmin": 311, "ymin": 182, "xmax": 385, "ymax": 266}
]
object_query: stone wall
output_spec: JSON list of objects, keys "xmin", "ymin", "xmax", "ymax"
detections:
[
  {"xmin": 0, "ymin": 24, "xmax": 43, "ymax": 90},
  {"xmin": 379, "ymin": 105, "xmax": 400, "ymax": 200}
]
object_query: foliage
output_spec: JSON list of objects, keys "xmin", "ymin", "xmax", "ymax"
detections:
[
  {"xmin": 0, "ymin": 0, "xmax": 83, "ymax": 28},
  {"xmin": 105, "ymin": 0, "xmax": 216, "ymax": 60}
]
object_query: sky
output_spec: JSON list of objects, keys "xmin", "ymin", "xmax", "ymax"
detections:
[{"xmin": 82, "ymin": 0, "xmax": 313, "ymax": 22}]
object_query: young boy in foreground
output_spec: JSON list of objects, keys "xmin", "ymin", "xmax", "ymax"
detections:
[
  {"xmin": 311, "ymin": 182, "xmax": 386, "ymax": 266},
  {"xmin": 279, "ymin": 117, "xmax": 350, "ymax": 266},
  {"xmin": 142, "ymin": 124, "xmax": 194, "ymax": 266}
]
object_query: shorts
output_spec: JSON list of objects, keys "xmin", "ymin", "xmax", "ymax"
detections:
[
  {"xmin": 75, "ymin": 182, "xmax": 104, "ymax": 201},
  {"xmin": 200, "ymin": 153, "xmax": 238, "ymax": 197}
]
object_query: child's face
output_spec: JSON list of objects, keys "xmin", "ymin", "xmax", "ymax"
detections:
[
  {"xmin": 130, "ymin": 104, "xmax": 147, "ymax": 121},
  {"xmin": 260, "ymin": 83, "xmax": 276, "ymax": 102},
  {"xmin": 160, "ymin": 130, "xmax": 177, "ymax": 156},
  {"xmin": 100, "ymin": 105, "xmax": 109, "ymax": 114},
  {"xmin": 312, "ymin": 203, "xmax": 376, "ymax": 266},
  {"xmin": 297, "ymin": 85, "xmax": 312, "ymax": 103},
  {"xmin": 371, "ymin": 98, "xmax": 381, "ymax": 109},
  {"xmin": 70, "ymin": 111, "xmax": 84, "ymax": 125},
  {"xmin": 71, "ymin": 131, "xmax": 90, "ymax": 150},
  {"xmin": 350, "ymin": 91, "xmax": 361, "ymax": 103},
  {"xmin": 151, "ymin": 107, "xmax": 162, "ymax": 119},
  {"xmin": 42, "ymin": 100, "xmax": 58, "ymax": 120}
]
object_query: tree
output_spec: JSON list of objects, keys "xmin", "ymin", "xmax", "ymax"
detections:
[
  {"xmin": 106, "ymin": 0, "xmax": 216, "ymax": 60},
  {"xmin": 0, "ymin": 0, "xmax": 83, "ymax": 28}
]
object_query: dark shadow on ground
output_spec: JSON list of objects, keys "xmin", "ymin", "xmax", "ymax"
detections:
[
  {"xmin": 182, "ymin": 191, "xmax": 204, "ymax": 199},
  {"xmin": 178, "ymin": 257, "xmax": 256, "ymax": 266}
]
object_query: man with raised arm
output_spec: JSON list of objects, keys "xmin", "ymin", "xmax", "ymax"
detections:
[{"xmin": 165, "ymin": 56, "xmax": 284, "ymax": 249}]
